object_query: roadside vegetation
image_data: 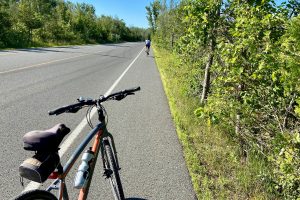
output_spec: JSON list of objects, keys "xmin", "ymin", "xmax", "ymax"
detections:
[
  {"xmin": 147, "ymin": 0, "xmax": 300, "ymax": 199},
  {"xmin": 0, "ymin": 0, "xmax": 149, "ymax": 48},
  {"xmin": 153, "ymin": 44, "xmax": 275, "ymax": 200}
]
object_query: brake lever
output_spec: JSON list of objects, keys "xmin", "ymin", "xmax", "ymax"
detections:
[{"xmin": 78, "ymin": 97, "xmax": 93, "ymax": 103}]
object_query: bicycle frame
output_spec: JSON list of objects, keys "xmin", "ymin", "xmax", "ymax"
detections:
[
  {"xmin": 16, "ymin": 87, "xmax": 140, "ymax": 200},
  {"xmin": 46, "ymin": 121, "xmax": 119, "ymax": 200},
  {"xmin": 145, "ymin": 46, "xmax": 150, "ymax": 53}
]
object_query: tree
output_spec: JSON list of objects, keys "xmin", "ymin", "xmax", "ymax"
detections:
[
  {"xmin": 177, "ymin": 0, "xmax": 223, "ymax": 104},
  {"xmin": 17, "ymin": 0, "xmax": 45, "ymax": 44},
  {"xmin": 0, "ymin": 1, "xmax": 12, "ymax": 47},
  {"xmin": 152, "ymin": 0, "xmax": 184, "ymax": 49},
  {"xmin": 0, "ymin": 0, "xmax": 146, "ymax": 48},
  {"xmin": 146, "ymin": 0, "xmax": 161, "ymax": 33},
  {"xmin": 42, "ymin": 1, "xmax": 76, "ymax": 42},
  {"xmin": 150, "ymin": 0, "xmax": 300, "ymax": 197},
  {"xmin": 72, "ymin": 3, "xmax": 97, "ymax": 42}
]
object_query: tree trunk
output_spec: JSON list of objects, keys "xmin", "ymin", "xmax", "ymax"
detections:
[
  {"xmin": 236, "ymin": 83, "xmax": 247, "ymax": 160},
  {"xmin": 283, "ymin": 93, "xmax": 296, "ymax": 129},
  {"xmin": 171, "ymin": 33, "xmax": 174, "ymax": 48},
  {"xmin": 200, "ymin": 38, "xmax": 215, "ymax": 104},
  {"xmin": 29, "ymin": 29, "xmax": 32, "ymax": 46}
]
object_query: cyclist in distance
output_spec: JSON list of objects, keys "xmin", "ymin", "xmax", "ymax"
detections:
[{"xmin": 145, "ymin": 39, "xmax": 151, "ymax": 55}]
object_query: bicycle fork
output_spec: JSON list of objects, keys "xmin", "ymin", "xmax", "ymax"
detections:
[{"xmin": 101, "ymin": 136, "xmax": 121, "ymax": 179}]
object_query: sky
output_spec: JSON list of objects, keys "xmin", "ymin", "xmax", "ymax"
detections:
[
  {"xmin": 69, "ymin": 0, "xmax": 153, "ymax": 28},
  {"xmin": 69, "ymin": 0, "xmax": 288, "ymax": 29}
]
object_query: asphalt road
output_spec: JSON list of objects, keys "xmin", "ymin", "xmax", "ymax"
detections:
[{"xmin": 0, "ymin": 43, "xmax": 196, "ymax": 200}]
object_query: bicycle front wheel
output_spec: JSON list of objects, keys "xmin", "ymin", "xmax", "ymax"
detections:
[
  {"xmin": 104, "ymin": 142, "xmax": 125, "ymax": 200},
  {"xmin": 13, "ymin": 189, "xmax": 57, "ymax": 200}
]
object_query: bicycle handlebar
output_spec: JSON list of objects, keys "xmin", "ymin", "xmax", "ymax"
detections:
[
  {"xmin": 48, "ymin": 102, "xmax": 85, "ymax": 116},
  {"xmin": 104, "ymin": 86, "xmax": 140, "ymax": 100},
  {"xmin": 49, "ymin": 86, "xmax": 141, "ymax": 116}
]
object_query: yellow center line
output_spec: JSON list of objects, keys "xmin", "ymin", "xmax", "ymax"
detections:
[
  {"xmin": 0, "ymin": 50, "xmax": 103, "ymax": 75},
  {"xmin": 0, "ymin": 52, "xmax": 17, "ymax": 56}
]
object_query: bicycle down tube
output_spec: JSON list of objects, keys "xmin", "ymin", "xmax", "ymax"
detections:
[{"xmin": 46, "ymin": 122, "xmax": 109, "ymax": 200}]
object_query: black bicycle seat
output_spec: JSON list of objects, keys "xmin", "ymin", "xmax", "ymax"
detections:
[{"xmin": 23, "ymin": 124, "xmax": 70, "ymax": 152}]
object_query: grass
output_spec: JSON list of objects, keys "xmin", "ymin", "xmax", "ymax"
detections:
[{"xmin": 153, "ymin": 46, "xmax": 276, "ymax": 199}]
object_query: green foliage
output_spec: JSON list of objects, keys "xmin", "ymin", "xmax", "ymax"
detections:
[
  {"xmin": 154, "ymin": 46, "xmax": 274, "ymax": 199},
  {"xmin": 150, "ymin": 0, "xmax": 300, "ymax": 198},
  {"xmin": 0, "ymin": 7, "xmax": 12, "ymax": 47},
  {"xmin": 145, "ymin": 0, "xmax": 161, "ymax": 33},
  {"xmin": 0, "ymin": 0, "xmax": 147, "ymax": 48},
  {"xmin": 147, "ymin": 0, "xmax": 185, "ymax": 50},
  {"xmin": 270, "ymin": 132, "xmax": 300, "ymax": 198}
]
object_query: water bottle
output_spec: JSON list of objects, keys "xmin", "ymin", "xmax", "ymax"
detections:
[{"xmin": 74, "ymin": 149, "xmax": 94, "ymax": 189}]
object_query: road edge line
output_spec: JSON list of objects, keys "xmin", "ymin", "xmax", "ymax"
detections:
[{"xmin": 23, "ymin": 46, "xmax": 145, "ymax": 192}]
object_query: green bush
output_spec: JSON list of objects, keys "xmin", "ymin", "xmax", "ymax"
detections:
[{"xmin": 270, "ymin": 132, "xmax": 300, "ymax": 199}]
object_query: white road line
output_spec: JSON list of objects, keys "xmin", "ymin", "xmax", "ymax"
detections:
[
  {"xmin": 0, "ymin": 52, "xmax": 17, "ymax": 56},
  {"xmin": 0, "ymin": 50, "xmax": 103, "ymax": 75},
  {"xmin": 23, "ymin": 46, "xmax": 145, "ymax": 193}
]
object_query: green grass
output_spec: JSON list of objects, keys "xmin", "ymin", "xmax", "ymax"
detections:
[{"xmin": 153, "ymin": 46, "xmax": 276, "ymax": 199}]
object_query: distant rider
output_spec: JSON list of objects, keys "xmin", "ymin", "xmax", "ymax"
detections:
[{"xmin": 145, "ymin": 39, "xmax": 151, "ymax": 55}]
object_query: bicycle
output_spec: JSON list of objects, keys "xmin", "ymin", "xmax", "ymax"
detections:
[
  {"xmin": 145, "ymin": 46, "xmax": 150, "ymax": 55},
  {"xmin": 14, "ymin": 87, "xmax": 141, "ymax": 200}
]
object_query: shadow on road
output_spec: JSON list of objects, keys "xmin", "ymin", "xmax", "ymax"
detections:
[
  {"xmin": 146, "ymin": 55, "xmax": 158, "ymax": 59},
  {"xmin": 18, "ymin": 47, "xmax": 81, "ymax": 53},
  {"xmin": 0, "ymin": 44, "xmax": 133, "ymax": 54},
  {"xmin": 12, "ymin": 48, "xmax": 128, "ymax": 59},
  {"xmin": 102, "ymin": 44, "xmax": 131, "ymax": 48},
  {"xmin": 97, "ymin": 53, "xmax": 127, "ymax": 59}
]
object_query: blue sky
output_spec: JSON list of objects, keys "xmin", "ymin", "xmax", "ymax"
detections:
[
  {"xmin": 68, "ymin": 0, "xmax": 288, "ymax": 29},
  {"xmin": 68, "ymin": 0, "xmax": 153, "ymax": 28}
]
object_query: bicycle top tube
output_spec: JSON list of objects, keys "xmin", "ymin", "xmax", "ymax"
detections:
[{"xmin": 48, "ymin": 86, "xmax": 141, "ymax": 116}]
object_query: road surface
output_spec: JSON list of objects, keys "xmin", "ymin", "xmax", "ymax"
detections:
[{"xmin": 0, "ymin": 43, "xmax": 196, "ymax": 200}]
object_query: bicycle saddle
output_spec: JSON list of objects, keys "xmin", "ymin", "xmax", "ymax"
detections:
[{"xmin": 23, "ymin": 124, "xmax": 70, "ymax": 152}]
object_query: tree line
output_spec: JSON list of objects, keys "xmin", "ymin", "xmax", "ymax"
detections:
[
  {"xmin": 147, "ymin": 0, "xmax": 300, "ymax": 198},
  {"xmin": 0, "ymin": 0, "xmax": 149, "ymax": 48}
]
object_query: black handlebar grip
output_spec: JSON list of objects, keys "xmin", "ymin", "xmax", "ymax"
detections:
[
  {"xmin": 134, "ymin": 86, "xmax": 141, "ymax": 91},
  {"xmin": 49, "ymin": 102, "xmax": 85, "ymax": 115},
  {"xmin": 126, "ymin": 86, "xmax": 141, "ymax": 93},
  {"xmin": 49, "ymin": 106, "xmax": 69, "ymax": 115},
  {"xmin": 48, "ymin": 110, "xmax": 55, "ymax": 115}
]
